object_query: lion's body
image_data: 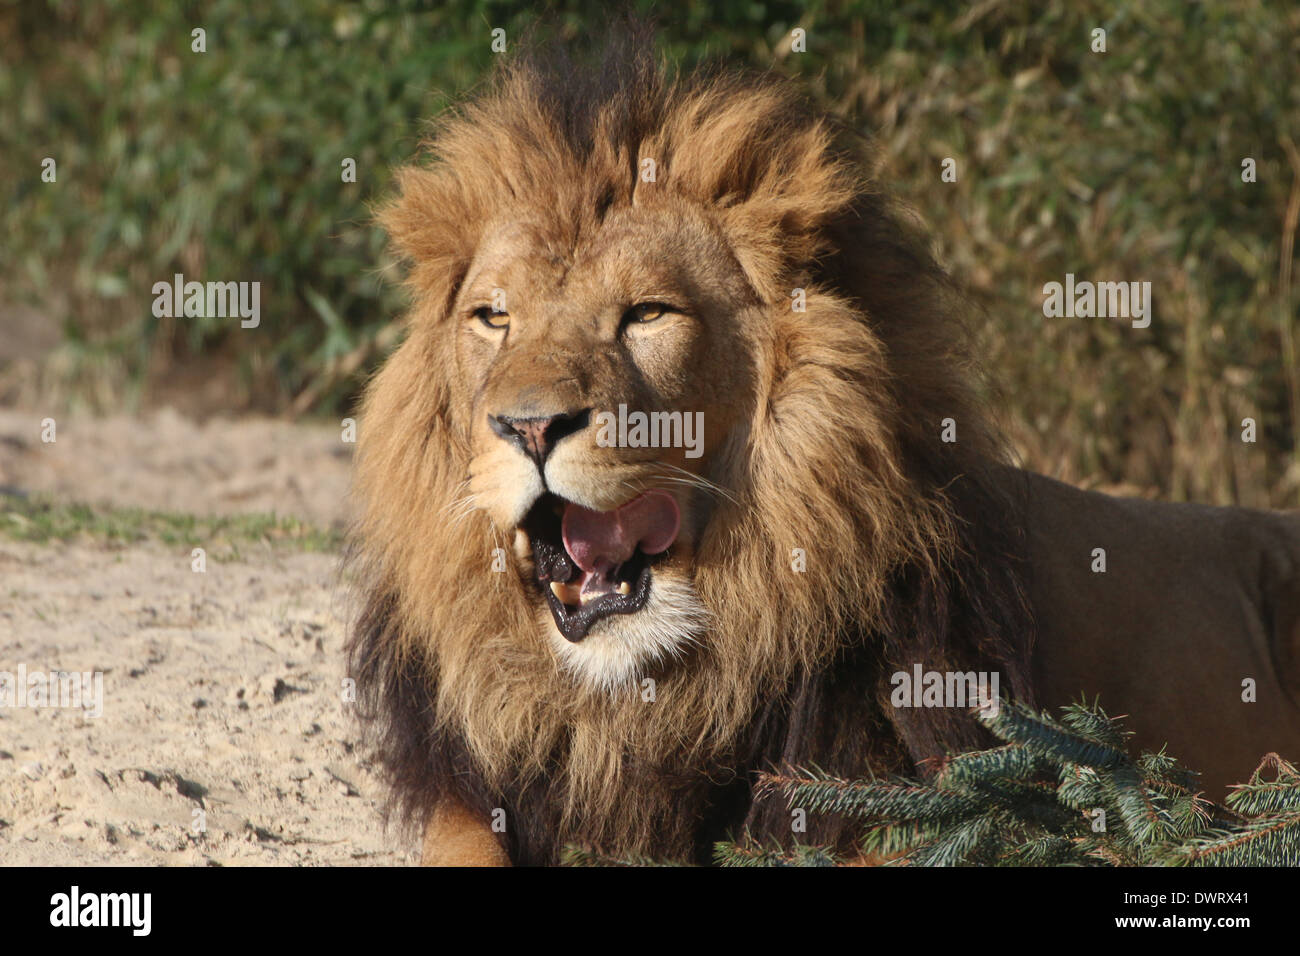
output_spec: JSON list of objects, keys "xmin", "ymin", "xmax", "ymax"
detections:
[
  {"xmin": 347, "ymin": 29, "xmax": 1300, "ymax": 866},
  {"xmin": 1020, "ymin": 471, "xmax": 1300, "ymax": 793}
]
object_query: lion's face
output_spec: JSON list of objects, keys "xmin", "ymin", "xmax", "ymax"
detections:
[
  {"xmin": 360, "ymin": 52, "xmax": 977, "ymax": 746},
  {"xmin": 453, "ymin": 203, "xmax": 758, "ymax": 686}
]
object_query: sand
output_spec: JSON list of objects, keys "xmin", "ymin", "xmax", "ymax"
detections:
[{"xmin": 0, "ymin": 407, "xmax": 415, "ymax": 865}]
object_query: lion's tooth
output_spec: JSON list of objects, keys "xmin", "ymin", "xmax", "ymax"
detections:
[
  {"xmin": 615, "ymin": 581, "xmax": 631, "ymax": 596},
  {"xmin": 579, "ymin": 591, "xmax": 594, "ymax": 606},
  {"xmin": 550, "ymin": 580, "xmax": 587, "ymax": 606}
]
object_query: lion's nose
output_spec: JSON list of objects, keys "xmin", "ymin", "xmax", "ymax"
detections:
[{"xmin": 488, "ymin": 408, "xmax": 591, "ymax": 466}]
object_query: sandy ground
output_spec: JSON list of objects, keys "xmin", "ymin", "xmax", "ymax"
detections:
[
  {"xmin": 0, "ymin": 407, "xmax": 354, "ymax": 528},
  {"xmin": 0, "ymin": 407, "xmax": 416, "ymax": 865}
]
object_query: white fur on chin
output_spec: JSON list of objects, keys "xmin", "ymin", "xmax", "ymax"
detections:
[{"xmin": 543, "ymin": 573, "xmax": 708, "ymax": 692}]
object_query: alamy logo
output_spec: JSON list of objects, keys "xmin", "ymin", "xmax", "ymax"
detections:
[
  {"xmin": 890, "ymin": 665, "xmax": 1000, "ymax": 714},
  {"xmin": 595, "ymin": 404, "xmax": 704, "ymax": 459},
  {"xmin": 49, "ymin": 886, "xmax": 151, "ymax": 936},
  {"xmin": 0, "ymin": 665, "xmax": 103, "ymax": 718},
  {"xmin": 151, "ymin": 272, "xmax": 260, "ymax": 327},
  {"xmin": 1042, "ymin": 273, "xmax": 1152, "ymax": 328}
]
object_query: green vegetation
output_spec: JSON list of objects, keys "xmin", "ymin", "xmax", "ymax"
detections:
[
  {"xmin": 740, "ymin": 701, "xmax": 1300, "ymax": 866},
  {"xmin": 3, "ymin": 0, "xmax": 1298, "ymax": 505},
  {"xmin": 0, "ymin": 493, "xmax": 341, "ymax": 554},
  {"xmin": 566, "ymin": 701, "xmax": 1300, "ymax": 866}
]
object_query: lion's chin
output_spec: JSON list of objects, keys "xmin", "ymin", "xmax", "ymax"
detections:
[{"xmin": 540, "ymin": 571, "xmax": 709, "ymax": 691}]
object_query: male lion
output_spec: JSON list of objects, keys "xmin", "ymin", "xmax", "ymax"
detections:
[{"xmin": 347, "ymin": 33, "xmax": 1300, "ymax": 866}]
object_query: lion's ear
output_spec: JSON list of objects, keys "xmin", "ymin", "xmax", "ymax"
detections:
[{"xmin": 656, "ymin": 84, "xmax": 861, "ymax": 302}]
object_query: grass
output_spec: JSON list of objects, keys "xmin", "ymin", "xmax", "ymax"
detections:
[{"xmin": 0, "ymin": 493, "xmax": 342, "ymax": 555}]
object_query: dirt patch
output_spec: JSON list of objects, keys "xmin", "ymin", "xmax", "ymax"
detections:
[
  {"xmin": 0, "ymin": 407, "xmax": 354, "ymax": 529},
  {"xmin": 0, "ymin": 408, "xmax": 415, "ymax": 866}
]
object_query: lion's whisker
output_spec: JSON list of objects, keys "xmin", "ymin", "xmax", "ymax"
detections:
[
  {"xmin": 654, "ymin": 463, "xmax": 737, "ymax": 498},
  {"xmin": 648, "ymin": 469, "xmax": 739, "ymax": 507},
  {"xmin": 445, "ymin": 492, "xmax": 482, "ymax": 527}
]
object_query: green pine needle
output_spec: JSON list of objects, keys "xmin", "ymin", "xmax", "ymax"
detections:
[{"xmin": 564, "ymin": 702, "xmax": 1300, "ymax": 867}]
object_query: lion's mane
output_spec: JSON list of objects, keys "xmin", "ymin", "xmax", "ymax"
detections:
[{"xmin": 347, "ymin": 27, "xmax": 1035, "ymax": 864}]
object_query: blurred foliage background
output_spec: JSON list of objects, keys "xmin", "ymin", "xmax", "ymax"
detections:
[{"xmin": 2, "ymin": 0, "xmax": 1298, "ymax": 506}]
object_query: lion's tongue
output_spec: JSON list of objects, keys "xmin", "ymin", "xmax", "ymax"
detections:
[{"xmin": 561, "ymin": 491, "xmax": 680, "ymax": 575}]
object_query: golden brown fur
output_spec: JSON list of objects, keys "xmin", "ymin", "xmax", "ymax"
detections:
[
  {"xmin": 347, "ymin": 29, "xmax": 1300, "ymax": 865},
  {"xmin": 419, "ymin": 794, "xmax": 510, "ymax": 867}
]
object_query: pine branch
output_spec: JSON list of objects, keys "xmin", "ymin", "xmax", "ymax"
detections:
[
  {"xmin": 857, "ymin": 820, "xmax": 946, "ymax": 861},
  {"xmin": 765, "ymin": 771, "xmax": 984, "ymax": 824},
  {"xmin": 612, "ymin": 703, "xmax": 1300, "ymax": 866},
  {"xmin": 981, "ymin": 704, "xmax": 1127, "ymax": 769},
  {"xmin": 1056, "ymin": 764, "xmax": 1107, "ymax": 810},
  {"xmin": 937, "ymin": 745, "xmax": 1049, "ymax": 787},
  {"xmin": 561, "ymin": 844, "xmax": 687, "ymax": 867},
  {"xmin": 1166, "ymin": 813, "xmax": 1300, "ymax": 867},
  {"xmin": 1102, "ymin": 763, "xmax": 1176, "ymax": 846},
  {"xmin": 1224, "ymin": 753, "xmax": 1300, "ymax": 816},
  {"xmin": 713, "ymin": 840, "xmax": 839, "ymax": 867},
  {"xmin": 1137, "ymin": 749, "xmax": 1200, "ymax": 794},
  {"xmin": 907, "ymin": 813, "xmax": 1003, "ymax": 866},
  {"xmin": 1007, "ymin": 833, "xmax": 1082, "ymax": 866},
  {"xmin": 1058, "ymin": 699, "xmax": 1133, "ymax": 750}
]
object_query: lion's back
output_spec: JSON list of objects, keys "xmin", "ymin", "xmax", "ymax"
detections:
[{"xmin": 1021, "ymin": 469, "xmax": 1300, "ymax": 793}]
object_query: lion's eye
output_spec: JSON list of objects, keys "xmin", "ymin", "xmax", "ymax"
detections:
[
  {"xmin": 474, "ymin": 306, "xmax": 509, "ymax": 330},
  {"xmin": 621, "ymin": 302, "xmax": 674, "ymax": 326}
]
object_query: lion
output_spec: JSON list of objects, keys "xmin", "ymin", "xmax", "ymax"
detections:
[{"xmin": 346, "ymin": 30, "xmax": 1300, "ymax": 866}]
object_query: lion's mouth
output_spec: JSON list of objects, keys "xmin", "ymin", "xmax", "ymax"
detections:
[{"xmin": 521, "ymin": 490, "xmax": 680, "ymax": 643}]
